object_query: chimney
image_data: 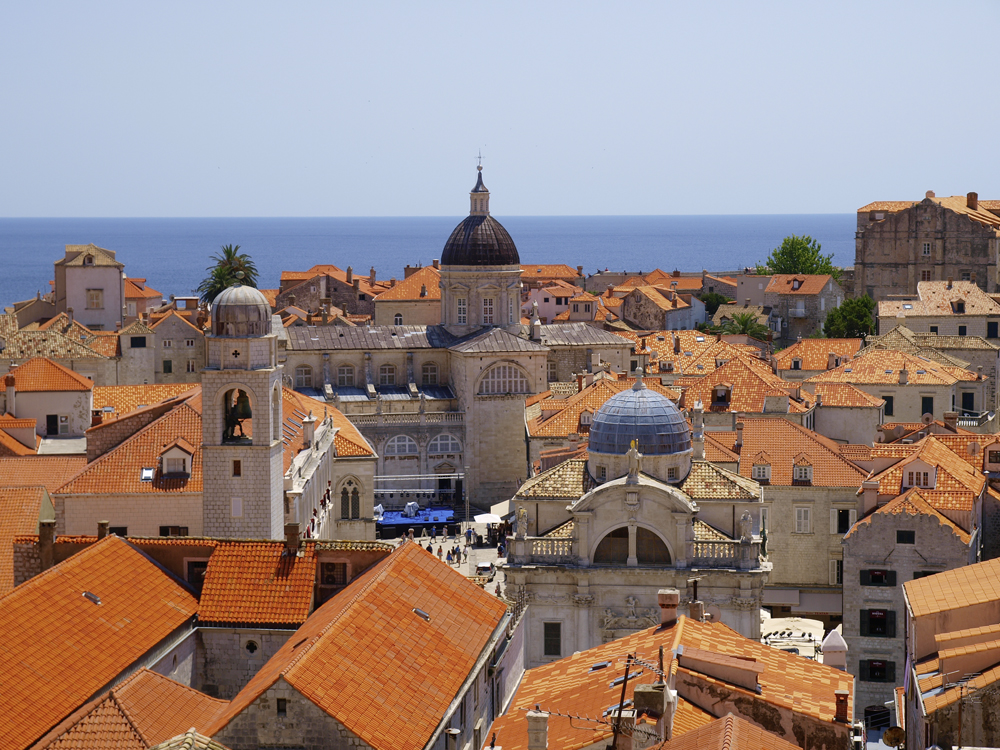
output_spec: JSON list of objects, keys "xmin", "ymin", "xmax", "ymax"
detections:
[
  {"xmin": 284, "ymin": 523, "xmax": 300, "ymax": 554},
  {"xmin": 972, "ymin": 272, "xmax": 978, "ymax": 285},
  {"xmin": 834, "ymin": 690, "xmax": 850, "ymax": 723},
  {"xmin": 432, "ymin": 259, "xmax": 439, "ymax": 270},
  {"xmin": 526, "ymin": 705, "xmax": 549, "ymax": 750},
  {"xmin": 531, "ymin": 316, "xmax": 541, "ymax": 341},
  {"xmin": 306, "ymin": 312, "xmax": 313, "ymax": 325},
  {"xmin": 978, "ymin": 365, "xmax": 984, "ymax": 380},
  {"xmin": 97, "ymin": 520, "xmax": 109, "ymax": 540},
  {"xmin": 827, "ymin": 352, "xmax": 838, "ymax": 370},
  {"xmin": 899, "ymin": 367, "xmax": 908, "ymax": 385},
  {"xmin": 926, "ymin": 190, "xmax": 935, "ymax": 199},
  {"xmin": 690, "ymin": 600, "xmax": 705, "ymax": 622},
  {"xmin": 444, "ymin": 729, "xmax": 461, "ymax": 750},
  {"xmin": 673, "ymin": 333, "xmax": 680, "ymax": 354},
  {"xmin": 633, "ymin": 684, "xmax": 671, "ymax": 738},
  {"xmin": 67, "ymin": 307, "xmax": 74, "ymax": 324},
  {"xmin": 346, "ymin": 266, "xmax": 353, "ymax": 284},
  {"xmin": 943, "ymin": 411, "xmax": 958, "ymax": 431},
  {"xmin": 568, "ymin": 432, "xmax": 579, "ymax": 449},
  {"xmin": 606, "ymin": 284, "xmax": 614, "ymax": 298},
  {"xmin": 352, "ymin": 278, "xmax": 360, "ymax": 292},
  {"xmin": 321, "ymin": 306, "xmax": 329, "ymax": 325},
  {"xmin": 370, "ymin": 267, "xmax": 377, "ymax": 285},
  {"xmin": 657, "ymin": 588, "xmax": 679, "ymax": 627},
  {"xmin": 947, "ymin": 276, "xmax": 953, "ymax": 290},
  {"xmin": 861, "ymin": 480, "xmax": 879, "ymax": 516},
  {"xmin": 390, "ymin": 278, "xmax": 397, "ymax": 288},
  {"xmin": 576, "ymin": 264, "xmax": 584, "ymax": 276},
  {"xmin": 289, "ymin": 294, "xmax": 296, "ymax": 307},
  {"xmin": 735, "ymin": 422, "xmax": 744, "ymax": 452},
  {"xmin": 39, "ymin": 519, "xmax": 55, "ymax": 571},
  {"xmin": 303, "ymin": 411, "xmax": 317, "ymax": 447},
  {"xmin": 4, "ymin": 373, "xmax": 14, "ymax": 416},
  {"xmin": 968, "ymin": 192, "xmax": 979, "ymax": 211}
]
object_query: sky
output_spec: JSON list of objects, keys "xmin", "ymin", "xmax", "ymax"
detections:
[{"xmin": 2, "ymin": 1, "xmax": 998, "ymax": 217}]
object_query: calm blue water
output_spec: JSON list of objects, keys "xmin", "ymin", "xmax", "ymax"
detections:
[{"xmin": 0, "ymin": 215, "xmax": 855, "ymax": 308}]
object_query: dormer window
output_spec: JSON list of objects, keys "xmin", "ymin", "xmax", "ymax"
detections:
[
  {"xmin": 906, "ymin": 470, "xmax": 930, "ymax": 487},
  {"xmin": 793, "ymin": 464, "xmax": 813, "ymax": 484},
  {"xmin": 792, "ymin": 279, "xmax": 801, "ymax": 291},
  {"xmin": 712, "ymin": 384, "xmax": 732, "ymax": 405},
  {"xmin": 165, "ymin": 457, "xmax": 187, "ymax": 475},
  {"xmin": 791, "ymin": 358, "xmax": 802, "ymax": 371},
  {"xmin": 84, "ymin": 255, "xmax": 94, "ymax": 266},
  {"xmin": 161, "ymin": 438, "xmax": 194, "ymax": 477},
  {"xmin": 953, "ymin": 300, "xmax": 966, "ymax": 314},
  {"xmin": 580, "ymin": 410, "xmax": 593, "ymax": 426},
  {"xmin": 752, "ymin": 464, "xmax": 771, "ymax": 482}
]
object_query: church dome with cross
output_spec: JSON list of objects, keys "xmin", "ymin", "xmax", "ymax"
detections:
[
  {"xmin": 441, "ymin": 166, "xmax": 520, "ymax": 267},
  {"xmin": 212, "ymin": 284, "xmax": 273, "ymax": 337}
]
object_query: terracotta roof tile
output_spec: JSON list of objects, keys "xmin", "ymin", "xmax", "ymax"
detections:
[
  {"xmin": 662, "ymin": 713, "xmax": 801, "ymax": 750},
  {"xmin": 92, "ymin": 384, "xmax": 197, "ymax": 421},
  {"xmin": 847, "ymin": 488, "xmax": 971, "ymax": 543},
  {"xmin": 806, "ymin": 348, "xmax": 980, "ymax": 385},
  {"xmin": 0, "ymin": 427, "xmax": 36, "ymax": 457},
  {"xmin": 198, "ymin": 541, "xmax": 316, "ymax": 626},
  {"xmin": 375, "ymin": 266, "xmax": 442, "ymax": 301},
  {"xmin": 867, "ymin": 436, "xmax": 985, "ymax": 498},
  {"xmin": 521, "ymin": 264, "xmax": 580, "ymax": 281},
  {"xmin": 774, "ymin": 339, "xmax": 862, "ymax": 371},
  {"xmin": 8, "ymin": 356, "xmax": 94, "ymax": 392},
  {"xmin": 858, "ymin": 201, "xmax": 917, "ymax": 213},
  {"xmin": 905, "ymin": 557, "xmax": 1000, "ymax": 618},
  {"xmin": 879, "ymin": 280, "xmax": 1000, "ymax": 317},
  {"xmin": 813, "ymin": 383, "xmax": 885, "ymax": 408},
  {"xmin": 0, "ymin": 455, "xmax": 88, "ymax": 492},
  {"xmin": 206, "ymin": 543, "xmax": 508, "ymax": 750},
  {"xmin": 124, "ymin": 278, "xmax": 164, "ymax": 301},
  {"xmin": 677, "ymin": 356, "xmax": 812, "ymax": 414},
  {"xmin": 517, "ymin": 459, "xmax": 594, "ymax": 499},
  {"xmin": 149, "ymin": 310, "xmax": 204, "ymax": 334},
  {"xmin": 764, "ymin": 275, "xmax": 832, "ymax": 296},
  {"xmin": 0, "ymin": 486, "xmax": 45, "ymax": 595},
  {"xmin": 148, "ymin": 730, "xmax": 231, "ymax": 750},
  {"xmin": 0, "ymin": 536, "xmax": 198, "ymax": 750}
]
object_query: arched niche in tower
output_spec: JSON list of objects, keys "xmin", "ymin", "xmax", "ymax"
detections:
[
  {"xmin": 221, "ymin": 387, "xmax": 255, "ymax": 444},
  {"xmin": 272, "ymin": 382, "xmax": 282, "ymax": 443}
]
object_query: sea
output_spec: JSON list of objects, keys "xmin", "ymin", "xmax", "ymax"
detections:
[{"xmin": 0, "ymin": 214, "xmax": 856, "ymax": 307}]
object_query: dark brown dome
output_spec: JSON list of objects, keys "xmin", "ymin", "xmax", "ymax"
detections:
[{"xmin": 441, "ymin": 214, "xmax": 520, "ymax": 266}]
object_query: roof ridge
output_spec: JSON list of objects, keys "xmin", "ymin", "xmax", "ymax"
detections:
[
  {"xmin": 109, "ymin": 685, "xmax": 153, "ymax": 747},
  {"xmin": 721, "ymin": 713, "xmax": 736, "ymax": 750}
]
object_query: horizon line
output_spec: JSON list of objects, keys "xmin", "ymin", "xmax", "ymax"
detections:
[{"xmin": 0, "ymin": 212, "xmax": 856, "ymax": 220}]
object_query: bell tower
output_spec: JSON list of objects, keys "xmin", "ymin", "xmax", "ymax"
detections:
[{"xmin": 201, "ymin": 284, "xmax": 285, "ymax": 540}]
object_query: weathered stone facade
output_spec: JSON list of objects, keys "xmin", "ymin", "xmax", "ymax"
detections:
[
  {"xmin": 153, "ymin": 313, "xmax": 205, "ymax": 383},
  {"xmin": 198, "ymin": 629, "xmax": 294, "ymax": 699}
]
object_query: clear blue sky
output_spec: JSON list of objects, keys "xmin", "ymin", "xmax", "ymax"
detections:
[{"xmin": 2, "ymin": 1, "xmax": 997, "ymax": 217}]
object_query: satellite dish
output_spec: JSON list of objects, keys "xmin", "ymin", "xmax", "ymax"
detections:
[
  {"xmin": 921, "ymin": 412, "xmax": 934, "ymax": 424},
  {"xmin": 882, "ymin": 727, "xmax": 905, "ymax": 748}
]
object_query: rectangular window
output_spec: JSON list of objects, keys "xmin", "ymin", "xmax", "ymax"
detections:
[
  {"xmin": 921, "ymin": 396, "xmax": 934, "ymax": 416},
  {"xmin": 130, "ymin": 336, "xmax": 147, "ymax": 348},
  {"xmin": 836, "ymin": 508, "xmax": 854, "ymax": 534},
  {"xmin": 483, "ymin": 298, "xmax": 494, "ymax": 325},
  {"xmin": 109, "ymin": 526, "xmax": 127, "ymax": 536},
  {"xmin": 921, "ymin": 270, "xmax": 932, "ymax": 281},
  {"xmin": 547, "ymin": 361, "xmax": 557, "ymax": 382},
  {"xmin": 231, "ymin": 497, "xmax": 243, "ymax": 517},
  {"xmin": 276, "ymin": 698, "xmax": 287, "ymax": 717},
  {"xmin": 990, "ymin": 450, "xmax": 1000, "ymax": 464},
  {"xmin": 860, "ymin": 660, "xmax": 896, "ymax": 683},
  {"xmin": 753, "ymin": 465, "xmax": 770, "ymax": 481},
  {"xmin": 233, "ymin": 460, "xmax": 242, "ymax": 477},
  {"xmin": 158, "ymin": 525, "xmax": 189, "ymax": 536},
  {"xmin": 164, "ymin": 457, "xmax": 186, "ymax": 474},
  {"xmin": 829, "ymin": 559, "xmax": 843, "ymax": 585},
  {"xmin": 962, "ymin": 271, "xmax": 971, "ymax": 281},
  {"xmin": 794, "ymin": 466, "xmax": 812, "ymax": 482},
  {"xmin": 598, "ymin": 466, "xmax": 607, "ymax": 480},
  {"xmin": 667, "ymin": 467, "xmax": 678, "ymax": 480},
  {"xmin": 929, "ymin": 326, "xmax": 938, "ymax": 334},
  {"xmin": 457, "ymin": 298, "xmax": 467, "ymax": 325},
  {"xmin": 896, "ymin": 529, "xmax": 915, "ymax": 544},
  {"xmin": 337, "ymin": 366, "xmax": 354, "ymax": 387},
  {"xmin": 187, "ymin": 561, "xmax": 208, "ymax": 593},
  {"xmin": 543, "ymin": 622, "xmax": 561, "ymax": 657},
  {"xmin": 185, "ymin": 339, "xmax": 195, "ymax": 347},
  {"xmin": 883, "ymin": 395, "xmax": 894, "ymax": 416},
  {"xmin": 127, "ymin": 301, "xmax": 137, "ymax": 317},
  {"xmin": 163, "ymin": 360, "xmax": 172, "ymax": 374},
  {"xmin": 794, "ymin": 507, "xmax": 811, "ymax": 534},
  {"xmin": 860, "ymin": 609, "xmax": 896, "ymax": 638},
  {"xmin": 187, "ymin": 360, "xmax": 196, "ymax": 373},
  {"xmin": 572, "ymin": 303, "xmax": 579, "ymax": 313},
  {"xmin": 509, "ymin": 297, "xmax": 514, "ymax": 323},
  {"xmin": 86, "ymin": 289, "xmax": 104, "ymax": 309},
  {"xmin": 791, "ymin": 360, "xmax": 801, "ymax": 370},
  {"xmin": 958, "ymin": 325, "xmax": 967, "ymax": 336},
  {"xmin": 861, "ymin": 569, "xmax": 897, "ymax": 586},
  {"xmin": 989, "ymin": 322, "xmax": 1000, "ymax": 338},
  {"xmin": 58, "ymin": 415, "xmax": 69, "ymax": 435},
  {"xmin": 163, "ymin": 339, "xmax": 173, "ymax": 348},
  {"xmin": 922, "ymin": 242, "xmax": 931, "ymax": 256}
]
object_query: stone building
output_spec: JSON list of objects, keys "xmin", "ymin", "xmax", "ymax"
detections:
[
  {"xmin": 372, "ymin": 264, "xmax": 441, "ymax": 326},
  {"xmin": 842, "ymin": 489, "xmax": 977, "ymax": 723},
  {"xmin": 275, "ymin": 264, "xmax": 390, "ymax": 318},
  {"xmin": 876, "ymin": 278, "xmax": 1000, "ymax": 339},
  {"xmin": 763, "ymin": 274, "xmax": 843, "ymax": 342},
  {"xmin": 774, "ymin": 337, "xmax": 862, "ymax": 381},
  {"xmin": 620, "ymin": 285, "xmax": 705, "ymax": 330},
  {"xmin": 505, "ymin": 382, "xmax": 770, "ymax": 668},
  {"xmin": 53, "ymin": 243, "xmax": 126, "ymax": 331},
  {"xmin": 855, "ymin": 192, "xmax": 1000, "ymax": 299},
  {"xmin": 152, "ymin": 310, "xmax": 206, "ymax": 383},
  {"xmin": 124, "ymin": 277, "xmax": 164, "ymax": 323}
]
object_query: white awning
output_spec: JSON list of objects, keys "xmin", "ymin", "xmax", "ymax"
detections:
[{"xmin": 762, "ymin": 589, "xmax": 800, "ymax": 606}]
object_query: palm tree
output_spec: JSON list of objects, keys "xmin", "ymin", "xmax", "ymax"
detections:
[
  {"xmin": 198, "ymin": 245, "xmax": 259, "ymax": 303},
  {"xmin": 720, "ymin": 311, "xmax": 770, "ymax": 340}
]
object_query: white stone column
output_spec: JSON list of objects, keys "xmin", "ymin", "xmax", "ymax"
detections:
[{"xmin": 627, "ymin": 518, "xmax": 638, "ymax": 567}]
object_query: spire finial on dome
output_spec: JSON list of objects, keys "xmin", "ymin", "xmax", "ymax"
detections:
[{"xmin": 632, "ymin": 366, "xmax": 647, "ymax": 390}]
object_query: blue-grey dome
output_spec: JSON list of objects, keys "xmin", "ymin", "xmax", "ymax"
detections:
[{"xmin": 589, "ymin": 380, "xmax": 691, "ymax": 455}]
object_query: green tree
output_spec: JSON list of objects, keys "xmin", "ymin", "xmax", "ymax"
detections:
[
  {"xmin": 198, "ymin": 244, "xmax": 259, "ymax": 303},
  {"xmin": 823, "ymin": 295, "xmax": 875, "ymax": 338},
  {"xmin": 756, "ymin": 235, "xmax": 840, "ymax": 280},
  {"xmin": 720, "ymin": 311, "xmax": 771, "ymax": 340},
  {"xmin": 698, "ymin": 292, "xmax": 731, "ymax": 317}
]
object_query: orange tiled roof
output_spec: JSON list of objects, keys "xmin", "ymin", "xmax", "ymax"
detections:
[
  {"xmin": 628, "ymin": 285, "xmax": 691, "ymax": 312},
  {"xmin": 374, "ymin": 265, "xmax": 441, "ymax": 301},
  {"xmin": 905, "ymin": 556, "xmax": 1000, "ymax": 618},
  {"xmin": 8, "ymin": 356, "xmax": 94, "ymax": 392},
  {"xmin": 124, "ymin": 278, "xmax": 164, "ymax": 301},
  {"xmin": 813, "ymin": 383, "xmax": 884, "ymax": 408},
  {"xmin": 0, "ymin": 427, "xmax": 36, "ymax": 457},
  {"xmin": 858, "ymin": 201, "xmax": 917, "ymax": 213},
  {"xmin": 485, "ymin": 616, "xmax": 852, "ymax": 750},
  {"xmin": 839, "ymin": 444, "xmax": 873, "ymax": 461},
  {"xmin": 676, "ymin": 355, "xmax": 812, "ymax": 414},
  {"xmin": 0, "ymin": 486, "xmax": 45, "ymax": 595},
  {"xmin": 0, "ymin": 536, "xmax": 199, "ymax": 750},
  {"xmin": 83, "ymin": 332, "xmax": 121, "ymax": 357},
  {"xmin": 806, "ymin": 348, "xmax": 980, "ymax": 385},
  {"xmin": 661, "ymin": 713, "xmax": 801, "ymax": 750},
  {"xmin": 59, "ymin": 400, "xmax": 203, "ymax": 495},
  {"xmin": 149, "ymin": 309, "xmax": 204, "ymax": 334},
  {"xmin": 879, "ymin": 280, "xmax": 1000, "ymax": 318},
  {"xmin": 0, "ymin": 455, "xmax": 88, "ymax": 492},
  {"xmin": 281, "ymin": 387, "xmax": 374, "ymax": 467},
  {"xmin": 774, "ymin": 338, "xmax": 862, "ymax": 371},
  {"xmin": 714, "ymin": 419, "xmax": 867, "ymax": 487},
  {"xmin": 92, "ymin": 384, "xmax": 198, "ymax": 421},
  {"xmin": 206, "ymin": 543, "xmax": 508, "ymax": 750},
  {"xmin": 280, "ymin": 264, "xmax": 342, "ymax": 282},
  {"xmin": 521, "ymin": 264, "xmax": 580, "ymax": 280},
  {"xmin": 36, "ymin": 668, "xmax": 226, "ymax": 750},
  {"xmin": 764, "ymin": 274, "xmax": 832, "ymax": 296},
  {"xmin": 530, "ymin": 378, "xmax": 678, "ymax": 439},
  {"xmin": 867, "ymin": 436, "xmax": 985, "ymax": 498},
  {"xmin": 703, "ymin": 432, "xmax": 739, "ymax": 463},
  {"xmin": 199, "ymin": 541, "xmax": 316, "ymax": 626},
  {"xmin": 847, "ymin": 488, "xmax": 971, "ymax": 543},
  {"xmin": 258, "ymin": 288, "xmax": 279, "ymax": 308}
]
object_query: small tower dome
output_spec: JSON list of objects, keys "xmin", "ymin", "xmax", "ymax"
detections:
[
  {"xmin": 212, "ymin": 285, "xmax": 272, "ymax": 337},
  {"xmin": 589, "ymin": 378, "xmax": 691, "ymax": 456}
]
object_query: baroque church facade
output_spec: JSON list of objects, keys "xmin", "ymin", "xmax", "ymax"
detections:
[{"xmin": 279, "ymin": 168, "xmax": 628, "ymax": 509}]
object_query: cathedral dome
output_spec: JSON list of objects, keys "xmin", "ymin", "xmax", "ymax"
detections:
[
  {"xmin": 441, "ymin": 166, "xmax": 520, "ymax": 266},
  {"xmin": 589, "ymin": 379, "xmax": 691, "ymax": 456},
  {"xmin": 212, "ymin": 284, "xmax": 272, "ymax": 337}
]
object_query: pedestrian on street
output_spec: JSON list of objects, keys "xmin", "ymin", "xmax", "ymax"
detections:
[
  {"xmin": 437, "ymin": 546, "xmax": 444, "ymax": 561},
  {"xmin": 463, "ymin": 546, "xmax": 469, "ymax": 563},
  {"xmin": 426, "ymin": 542, "xmax": 433, "ymax": 553},
  {"xmin": 431, "ymin": 525, "xmax": 437, "ymax": 542},
  {"xmin": 446, "ymin": 550, "xmax": 453, "ymax": 565}
]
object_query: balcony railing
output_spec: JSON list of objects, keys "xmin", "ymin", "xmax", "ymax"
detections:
[
  {"xmin": 349, "ymin": 411, "xmax": 465, "ymax": 426},
  {"xmin": 690, "ymin": 539, "xmax": 762, "ymax": 570},
  {"xmin": 957, "ymin": 410, "xmax": 994, "ymax": 428},
  {"xmin": 508, "ymin": 537, "xmax": 578, "ymax": 565}
]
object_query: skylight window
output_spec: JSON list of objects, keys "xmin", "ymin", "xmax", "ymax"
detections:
[
  {"xmin": 412, "ymin": 608, "xmax": 431, "ymax": 622},
  {"xmin": 696, "ymin": 336, "xmax": 705, "ymax": 342},
  {"xmin": 82, "ymin": 591, "xmax": 101, "ymax": 605},
  {"xmin": 684, "ymin": 351, "xmax": 692, "ymax": 356},
  {"xmin": 903, "ymin": 304, "xmax": 912, "ymax": 309},
  {"xmin": 102, "ymin": 406, "xmax": 114, "ymax": 413},
  {"xmin": 845, "ymin": 368, "xmax": 853, "ymax": 373},
  {"xmin": 140, "ymin": 467, "xmax": 154, "ymax": 481}
]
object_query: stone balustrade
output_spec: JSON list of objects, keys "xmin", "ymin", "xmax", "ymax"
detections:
[
  {"xmin": 690, "ymin": 539, "xmax": 762, "ymax": 570},
  {"xmin": 508, "ymin": 536, "xmax": 578, "ymax": 565},
  {"xmin": 349, "ymin": 411, "xmax": 465, "ymax": 426}
]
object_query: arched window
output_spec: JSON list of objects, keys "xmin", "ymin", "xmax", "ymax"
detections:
[
  {"xmin": 341, "ymin": 488, "xmax": 350, "ymax": 519},
  {"xmin": 379, "ymin": 364, "xmax": 396, "ymax": 386},
  {"xmin": 384, "ymin": 435, "xmax": 418, "ymax": 456},
  {"xmin": 351, "ymin": 488, "xmax": 360, "ymax": 519},
  {"xmin": 593, "ymin": 527, "xmax": 628, "ymax": 564},
  {"xmin": 593, "ymin": 527, "xmax": 671, "ymax": 565},
  {"xmin": 394, "ymin": 313, "xmax": 403, "ymax": 325},
  {"xmin": 295, "ymin": 365, "xmax": 313, "ymax": 388},
  {"xmin": 422, "ymin": 362, "xmax": 439, "ymax": 386},
  {"xmin": 337, "ymin": 365, "xmax": 355, "ymax": 387},
  {"xmin": 479, "ymin": 364, "xmax": 529, "ymax": 395},
  {"xmin": 428, "ymin": 434, "xmax": 462, "ymax": 454}
]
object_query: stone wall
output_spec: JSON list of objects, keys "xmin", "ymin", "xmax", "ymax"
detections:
[
  {"xmin": 373, "ymin": 299, "xmax": 441, "ymax": 327},
  {"xmin": 154, "ymin": 317, "xmax": 205, "ymax": 384},
  {"xmin": 764, "ymin": 283, "xmax": 842, "ymax": 342},
  {"xmin": 57, "ymin": 491, "xmax": 204, "ymax": 536},
  {"xmin": 198, "ymin": 628, "xmax": 294, "ymax": 699}
]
